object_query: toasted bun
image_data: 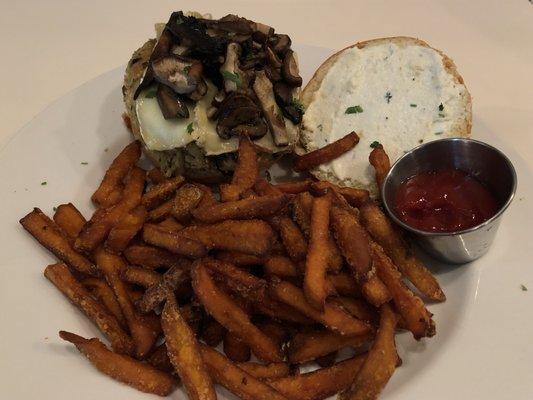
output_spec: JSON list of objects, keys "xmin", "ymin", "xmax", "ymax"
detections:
[{"xmin": 300, "ymin": 37, "xmax": 472, "ymax": 195}]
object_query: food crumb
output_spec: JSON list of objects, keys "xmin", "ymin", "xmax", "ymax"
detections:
[
  {"xmin": 104, "ymin": 148, "xmax": 109, "ymax": 152},
  {"xmin": 41, "ymin": 181, "xmax": 47, "ymax": 186},
  {"xmin": 80, "ymin": 161, "xmax": 88, "ymax": 165},
  {"xmin": 520, "ymin": 284, "xmax": 527, "ymax": 291}
]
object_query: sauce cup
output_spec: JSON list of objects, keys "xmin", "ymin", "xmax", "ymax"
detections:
[{"xmin": 381, "ymin": 138, "xmax": 517, "ymax": 264}]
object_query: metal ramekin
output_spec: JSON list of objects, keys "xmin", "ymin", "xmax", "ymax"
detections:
[{"xmin": 382, "ymin": 138, "xmax": 517, "ymax": 264}]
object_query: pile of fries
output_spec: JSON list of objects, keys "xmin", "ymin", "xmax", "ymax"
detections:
[{"xmin": 20, "ymin": 133, "xmax": 445, "ymax": 400}]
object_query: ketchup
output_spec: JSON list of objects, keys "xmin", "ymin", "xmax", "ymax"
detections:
[{"xmin": 394, "ymin": 169, "xmax": 498, "ymax": 233}]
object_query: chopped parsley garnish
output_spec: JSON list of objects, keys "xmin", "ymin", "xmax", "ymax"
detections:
[
  {"xmin": 41, "ymin": 181, "xmax": 47, "ymax": 186},
  {"xmin": 317, "ymin": 124, "xmax": 323, "ymax": 131},
  {"xmin": 370, "ymin": 141, "xmax": 381, "ymax": 149},
  {"xmin": 183, "ymin": 65, "xmax": 191, "ymax": 74},
  {"xmin": 438, "ymin": 103, "xmax": 444, "ymax": 111},
  {"xmin": 175, "ymin": 16, "xmax": 184, "ymax": 25},
  {"xmin": 80, "ymin": 161, "xmax": 88, "ymax": 165},
  {"xmin": 434, "ymin": 131, "xmax": 444, "ymax": 135},
  {"xmin": 186, "ymin": 122, "xmax": 194, "ymax": 134},
  {"xmin": 291, "ymin": 98, "xmax": 305, "ymax": 115},
  {"xmin": 410, "ymin": 104, "xmax": 417, "ymax": 108},
  {"xmin": 53, "ymin": 207, "xmax": 57, "ymax": 212},
  {"xmin": 521, "ymin": 284, "xmax": 528, "ymax": 291},
  {"xmin": 145, "ymin": 87, "xmax": 158, "ymax": 98},
  {"xmin": 345, "ymin": 105, "xmax": 363, "ymax": 114},
  {"xmin": 385, "ymin": 92, "xmax": 392, "ymax": 103},
  {"xmin": 221, "ymin": 71, "xmax": 242, "ymax": 88}
]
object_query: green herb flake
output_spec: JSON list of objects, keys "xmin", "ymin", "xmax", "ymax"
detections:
[
  {"xmin": 145, "ymin": 87, "xmax": 158, "ymax": 98},
  {"xmin": 434, "ymin": 131, "xmax": 444, "ymax": 136},
  {"xmin": 345, "ymin": 105, "xmax": 363, "ymax": 114},
  {"xmin": 183, "ymin": 65, "xmax": 191, "ymax": 74},
  {"xmin": 41, "ymin": 181, "xmax": 47, "ymax": 186},
  {"xmin": 385, "ymin": 92, "xmax": 392, "ymax": 103},
  {"xmin": 317, "ymin": 124, "xmax": 323, "ymax": 131},
  {"xmin": 186, "ymin": 122, "xmax": 194, "ymax": 134},
  {"xmin": 291, "ymin": 98, "xmax": 305, "ymax": 115},
  {"xmin": 521, "ymin": 284, "xmax": 528, "ymax": 291},
  {"xmin": 80, "ymin": 161, "xmax": 88, "ymax": 165},
  {"xmin": 221, "ymin": 71, "xmax": 242, "ymax": 88},
  {"xmin": 370, "ymin": 141, "xmax": 381, "ymax": 149},
  {"xmin": 175, "ymin": 16, "xmax": 184, "ymax": 25},
  {"xmin": 410, "ymin": 104, "xmax": 417, "ymax": 108},
  {"xmin": 438, "ymin": 103, "xmax": 444, "ymax": 111}
]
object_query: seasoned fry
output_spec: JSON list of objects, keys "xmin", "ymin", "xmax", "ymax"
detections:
[
  {"xmin": 199, "ymin": 344, "xmax": 290, "ymax": 400},
  {"xmin": 180, "ymin": 220, "xmax": 274, "ymax": 256},
  {"xmin": 371, "ymin": 242, "xmax": 436, "ymax": 339},
  {"xmin": 59, "ymin": 331, "xmax": 174, "ymax": 396},
  {"xmin": 334, "ymin": 297, "xmax": 378, "ymax": 324},
  {"xmin": 264, "ymin": 255, "xmax": 301, "ymax": 279},
  {"xmin": 274, "ymin": 179, "xmax": 313, "ymax": 194},
  {"xmin": 270, "ymin": 354, "xmax": 366, "ymax": 400},
  {"xmin": 192, "ymin": 194, "xmax": 287, "ymax": 223},
  {"xmin": 171, "ymin": 184, "xmax": 204, "ymax": 221},
  {"xmin": 105, "ymin": 205, "xmax": 146, "ymax": 253},
  {"xmin": 95, "ymin": 249, "xmax": 159, "ymax": 358},
  {"xmin": 142, "ymin": 176, "xmax": 184, "ymax": 210},
  {"xmin": 270, "ymin": 279, "xmax": 371, "ymax": 336},
  {"xmin": 202, "ymin": 258, "xmax": 266, "ymax": 293},
  {"xmin": 237, "ymin": 362, "xmax": 291, "ymax": 380},
  {"xmin": 45, "ymin": 263, "xmax": 133, "ymax": 354},
  {"xmin": 254, "ymin": 177, "xmax": 283, "ymax": 196},
  {"xmin": 82, "ymin": 277, "xmax": 127, "ymax": 327},
  {"xmin": 368, "ymin": 143, "xmax": 391, "ymax": 197},
  {"xmin": 359, "ymin": 202, "xmax": 446, "ymax": 301},
  {"xmin": 201, "ymin": 318, "xmax": 226, "ymax": 347},
  {"xmin": 224, "ymin": 332, "xmax": 251, "ymax": 362},
  {"xmin": 255, "ymin": 319, "xmax": 290, "ymax": 347},
  {"xmin": 157, "ymin": 217, "xmax": 183, "ymax": 232},
  {"xmin": 147, "ymin": 167, "xmax": 167, "ymax": 184},
  {"xmin": 192, "ymin": 262, "xmax": 283, "ymax": 362},
  {"xmin": 20, "ymin": 208, "xmax": 98, "ymax": 276},
  {"xmin": 310, "ymin": 181, "xmax": 370, "ymax": 208},
  {"xmin": 148, "ymin": 198, "xmax": 173, "ymax": 221},
  {"xmin": 339, "ymin": 304, "xmax": 398, "ymax": 400},
  {"xmin": 122, "ymin": 266, "xmax": 162, "ymax": 288},
  {"xmin": 220, "ymin": 138, "xmax": 258, "ymax": 202},
  {"xmin": 92, "ymin": 141, "xmax": 141, "ymax": 207},
  {"xmin": 76, "ymin": 166, "xmax": 146, "ymax": 253},
  {"xmin": 195, "ymin": 184, "xmax": 217, "ymax": 209},
  {"xmin": 304, "ymin": 195, "xmax": 331, "ymax": 309},
  {"xmin": 147, "ymin": 343, "xmax": 174, "ymax": 373},
  {"xmin": 329, "ymin": 272, "xmax": 362, "ymax": 298},
  {"xmin": 330, "ymin": 206, "xmax": 391, "ymax": 307},
  {"xmin": 294, "ymin": 131, "xmax": 360, "ymax": 172},
  {"xmin": 124, "ymin": 244, "xmax": 179, "ymax": 269},
  {"xmin": 142, "ymin": 223, "xmax": 207, "ymax": 258},
  {"xmin": 216, "ymin": 251, "xmax": 264, "ymax": 266},
  {"xmin": 162, "ymin": 294, "xmax": 216, "ymax": 400},
  {"xmin": 53, "ymin": 203, "xmax": 86, "ymax": 239},
  {"xmin": 180, "ymin": 302, "xmax": 204, "ymax": 334},
  {"xmin": 288, "ymin": 330, "xmax": 372, "ymax": 363},
  {"xmin": 278, "ymin": 216, "xmax": 307, "ymax": 262}
]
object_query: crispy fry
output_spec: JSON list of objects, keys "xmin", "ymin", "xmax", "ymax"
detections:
[
  {"xmin": 334, "ymin": 297, "xmax": 378, "ymax": 324},
  {"xmin": 45, "ymin": 263, "xmax": 133, "ymax": 354},
  {"xmin": 264, "ymin": 255, "xmax": 301, "ymax": 279},
  {"xmin": 199, "ymin": 344, "xmax": 290, "ymax": 400},
  {"xmin": 76, "ymin": 167, "xmax": 146, "ymax": 253},
  {"xmin": 329, "ymin": 272, "xmax": 361, "ymax": 297},
  {"xmin": 142, "ymin": 176, "xmax": 185, "ymax": 210},
  {"xmin": 255, "ymin": 319, "xmax": 290, "ymax": 347},
  {"xmin": 122, "ymin": 266, "xmax": 162, "ymax": 288},
  {"xmin": 180, "ymin": 302, "xmax": 204, "ymax": 334},
  {"xmin": 202, "ymin": 258, "xmax": 266, "ymax": 294},
  {"xmin": 216, "ymin": 251, "xmax": 264, "ymax": 266},
  {"xmin": 368, "ymin": 144, "xmax": 390, "ymax": 197},
  {"xmin": 20, "ymin": 208, "xmax": 98, "ymax": 276},
  {"xmin": 105, "ymin": 206, "xmax": 146, "ymax": 253},
  {"xmin": 162, "ymin": 294, "xmax": 216, "ymax": 400},
  {"xmin": 82, "ymin": 277, "xmax": 127, "ymax": 327},
  {"xmin": 147, "ymin": 167, "xmax": 167, "ymax": 184},
  {"xmin": 95, "ymin": 249, "xmax": 159, "ymax": 358},
  {"xmin": 142, "ymin": 223, "xmax": 207, "ymax": 258},
  {"xmin": 192, "ymin": 194, "xmax": 287, "ymax": 223},
  {"xmin": 371, "ymin": 242, "xmax": 436, "ymax": 339},
  {"xmin": 192, "ymin": 262, "xmax": 283, "ymax": 362},
  {"xmin": 147, "ymin": 343, "xmax": 174, "ymax": 373},
  {"xmin": 339, "ymin": 304, "xmax": 398, "ymax": 400},
  {"xmin": 330, "ymin": 206, "xmax": 391, "ymax": 307},
  {"xmin": 270, "ymin": 354, "xmax": 366, "ymax": 400},
  {"xmin": 59, "ymin": 331, "xmax": 174, "ymax": 396},
  {"xmin": 171, "ymin": 184, "xmax": 204, "ymax": 221},
  {"xmin": 359, "ymin": 202, "xmax": 445, "ymax": 301},
  {"xmin": 53, "ymin": 203, "xmax": 87, "ymax": 239},
  {"xmin": 274, "ymin": 179, "xmax": 313, "ymax": 194},
  {"xmin": 148, "ymin": 198, "xmax": 173, "ymax": 221},
  {"xmin": 237, "ymin": 362, "xmax": 291, "ymax": 380},
  {"xmin": 224, "ymin": 332, "xmax": 252, "ymax": 362},
  {"xmin": 157, "ymin": 217, "xmax": 183, "ymax": 232},
  {"xmin": 201, "ymin": 318, "xmax": 226, "ymax": 347},
  {"xmin": 254, "ymin": 177, "xmax": 283, "ymax": 196},
  {"xmin": 92, "ymin": 141, "xmax": 141, "ymax": 207},
  {"xmin": 180, "ymin": 220, "xmax": 274, "ymax": 256},
  {"xmin": 304, "ymin": 195, "xmax": 331, "ymax": 309},
  {"xmin": 195, "ymin": 184, "xmax": 217, "ymax": 209},
  {"xmin": 278, "ymin": 216, "xmax": 307, "ymax": 262},
  {"xmin": 220, "ymin": 138, "xmax": 258, "ymax": 202},
  {"xmin": 270, "ymin": 279, "xmax": 371, "ymax": 336},
  {"xmin": 294, "ymin": 132, "xmax": 360, "ymax": 172},
  {"xmin": 288, "ymin": 330, "xmax": 372, "ymax": 364},
  {"xmin": 124, "ymin": 244, "xmax": 179, "ymax": 269},
  {"xmin": 311, "ymin": 181, "xmax": 370, "ymax": 208}
]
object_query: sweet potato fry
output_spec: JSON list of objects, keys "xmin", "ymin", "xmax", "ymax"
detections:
[
  {"xmin": 269, "ymin": 354, "xmax": 366, "ymax": 400},
  {"xmin": 201, "ymin": 318, "xmax": 226, "ymax": 347},
  {"xmin": 148, "ymin": 198, "xmax": 173, "ymax": 221},
  {"xmin": 334, "ymin": 297, "xmax": 378, "ymax": 324},
  {"xmin": 171, "ymin": 184, "xmax": 204, "ymax": 221},
  {"xmin": 368, "ymin": 143, "xmax": 391, "ymax": 197},
  {"xmin": 371, "ymin": 242, "xmax": 436, "ymax": 339},
  {"xmin": 157, "ymin": 217, "xmax": 183, "ymax": 232},
  {"xmin": 142, "ymin": 176, "xmax": 184, "ymax": 210},
  {"xmin": 330, "ymin": 206, "xmax": 391, "ymax": 307},
  {"xmin": 92, "ymin": 141, "xmax": 141, "ymax": 207},
  {"xmin": 147, "ymin": 167, "xmax": 167, "ymax": 184},
  {"xmin": 76, "ymin": 166, "xmax": 146, "ymax": 253},
  {"xmin": 45, "ymin": 263, "xmax": 133, "ymax": 354},
  {"xmin": 274, "ymin": 179, "xmax": 313, "ymax": 194},
  {"xmin": 339, "ymin": 304, "xmax": 398, "ymax": 400},
  {"xmin": 359, "ymin": 202, "xmax": 446, "ymax": 301},
  {"xmin": 180, "ymin": 220, "xmax": 274, "ymax": 256},
  {"xmin": 237, "ymin": 362, "xmax": 291, "ymax": 380},
  {"xmin": 95, "ymin": 249, "xmax": 159, "ymax": 358},
  {"xmin": 270, "ymin": 279, "xmax": 371, "ymax": 336},
  {"xmin": 192, "ymin": 194, "xmax": 287, "ymax": 223},
  {"xmin": 122, "ymin": 266, "xmax": 162, "ymax": 288},
  {"xmin": 329, "ymin": 272, "xmax": 361, "ymax": 297},
  {"xmin": 278, "ymin": 216, "xmax": 307, "ymax": 262},
  {"xmin": 294, "ymin": 132, "xmax": 360, "ymax": 172},
  {"xmin": 195, "ymin": 184, "xmax": 217, "ymax": 209},
  {"xmin": 216, "ymin": 251, "xmax": 264, "ymax": 266},
  {"xmin": 82, "ymin": 277, "xmax": 127, "ymax": 327},
  {"xmin": 304, "ymin": 195, "xmax": 331, "ymax": 309},
  {"xmin": 180, "ymin": 302, "xmax": 204, "ymax": 334},
  {"xmin": 311, "ymin": 181, "xmax": 370, "ymax": 208},
  {"xmin": 124, "ymin": 244, "xmax": 179, "ymax": 269},
  {"xmin": 264, "ymin": 255, "xmax": 301, "ymax": 279},
  {"xmin": 142, "ymin": 223, "xmax": 207, "ymax": 258},
  {"xmin": 255, "ymin": 319, "xmax": 290, "ymax": 347},
  {"xmin": 53, "ymin": 203, "xmax": 87, "ymax": 240},
  {"xmin": 224, "ymin": 332, "xmax": 251, "ymax": 362},
  {"xmin": 199, "ymin": 344, "xmax": 290, "ymax": 400},
  {"xmin": 254, "ymin": 177, "xmax": 283, "ymax": 196},
  {"xmin": 288, "ymin": 329, "xmax": 372, "ymax": 364},
  {"xmin": 201, "ymin": 258, "xmax": 266, "ymax": 293},
  {"xmin": 20, "ymin": 208, "xmax": 98, "ymax": 276},
  {"xmin": 147, "ymin": 343, "xmax": 174, "ymax": 373},
  {"xmin": 192, "ymin": 262, "xmax": 283, "ymax": 362},
  {"xmin": 59, "ymin": 331, "xmax": 174, "ymax": 396},
  {"xmin": 162, "ymin": 294, "xmax": 216, "ymax": 400},
  {"xmin": 105, "ymin": 206, "xmax": 146, "ymax": 253},
  {"xmin": 220, "ymin": 138, "xmax": 258, "ymax": 202}
]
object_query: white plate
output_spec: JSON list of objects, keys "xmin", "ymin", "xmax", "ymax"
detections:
[{"xmin": 0, "ymin": 44, "xmax": 532, "ymax": 400}]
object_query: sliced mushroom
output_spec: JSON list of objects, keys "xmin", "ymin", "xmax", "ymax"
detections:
[
  {"xmin": 168, "ymin": 12, "xmax": 226, "ymax": 57},
  {"xmin": 265, "ymin": 46, "xmax": 282, "ymax": 69},
  {"xmin": 152, "ymin": 55, "xmax": 203, "ymax": 94},
  {"xmin": 220, "ymin": 43, "xmax": 245, "ymax": 92},
  {"xmin": 282, "ymin": 50, "xmax": 302, "ymax": 87},
  {"xmin": 156, "ymin": 84, "xmax": 189, "ymax": 119},
  {"xmin": 218, "ymin": 106, "xmax": 261, "ymax": 128},
  {"xmin": 254, "ymin": 22, "xmax": 274, "ymax": 37},
  {"xmin": 212, "ymin": 90, "xmax": 226, "ymax": 107},
  {"xmin": 264, "ymin": 66, "xmax": 282, "ymax": 82},
  {"xmin": 273, "ymin": 81, "xmax": 292, "ymax": 106},
  {"xmin": 187, "ymin": 78, "xmax": 208, "ymax": 101},
  {"xmin": 171, "ymin": 44, "xmax": 189, "ymax": 56},
  {"xmin": 150, "ymin": 29, "xmax": 173, "ymax": 61},
  {"xmin": 253, "ymin": 70, "xmax": 289, "ymax": 146},
  {"xmin": 282, "ymin": 105, "xmax": 302, "ymax": 125},
  {"xmin": 272, "ymin": 34, "xmax": 291, "ymax": 55},
  {"xmin": 217, "ymin": 14, "xmax": 254, "ymax": 35},
  {"xmin": 207, "ymin": 106, "xmax": 218, "ymax": 120},
  {"xmin": 231, "ymin": 120, "xmax": 268, "ymax": 139}
]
